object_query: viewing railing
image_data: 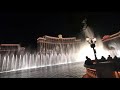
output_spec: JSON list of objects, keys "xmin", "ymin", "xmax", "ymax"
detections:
[{"xmin": 83, "ymin": 59, "xmax": 120, "ymax": 78}]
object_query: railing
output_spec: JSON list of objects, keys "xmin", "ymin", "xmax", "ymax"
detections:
[
  {"xmin": 86, "ymin": 68, "xmax": 97, "ymax": 78},
  {"xmin": 85, "ymin": 68, "xmax": 120, "ymax": 78},
  {"xmin": 83, "ymin": 62, "xmax": 120, "ymax": 78}
]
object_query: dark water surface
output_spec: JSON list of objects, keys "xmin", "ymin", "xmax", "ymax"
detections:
[{"xmin": 0, "ymin": 62, "xmax": 86, "ymax": 78}]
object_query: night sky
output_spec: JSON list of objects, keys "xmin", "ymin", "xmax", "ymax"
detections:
[{"xmin": 0, "ymin": 12, "xmax": 120, "ymax": 49}]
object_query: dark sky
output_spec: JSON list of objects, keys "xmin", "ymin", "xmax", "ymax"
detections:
[{"xmin": 0, "ymin": 12, "xmax": 120, "ymax": 48}]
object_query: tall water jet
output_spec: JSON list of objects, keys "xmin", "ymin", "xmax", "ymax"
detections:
[{"xmin": 76, "ymin": 18, "xmax": 111, "ymax": 60}]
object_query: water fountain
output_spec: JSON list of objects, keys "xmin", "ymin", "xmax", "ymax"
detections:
[
  {"xmin": 0, "ymin": 19, "xmax": 120, "ymax": 74},
  {"xmin": 0, "ymin": 49, "xmax": 80, "ymax": 73}
]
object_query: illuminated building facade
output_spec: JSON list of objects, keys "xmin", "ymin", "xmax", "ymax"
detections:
[
  {"xmin": 0, "ymin": 44, "xmax": 25, "ymax": 54},
  {"xmin": 102, "ymin": 31, "xmax": 120, "ymax": 42},
  {"xmin": 102, "ymin": 31, "xmax": 120, "ymax": 48},
  {"xmin": 37, "ymin": 34, "xmax": 81, "ymax": 54},
  {"xmin": 102, "ymin": 31, "xmax": 120, "ymax": 56}
]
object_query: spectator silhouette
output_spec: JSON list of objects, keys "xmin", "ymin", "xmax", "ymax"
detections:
[
  {"xmin": 113, "ymin": 56, "xmax": 120, "ymax": 71},
  {"xmin": 113, "ymin": 56, "xmax": 118, "ymax": 60},
  {"xmin": 113, "ymin": 56, "xmax": 120, "ymax": 63},
  {"xmin": 100, "ymin": 56, "xmax": 106, "ymax": 62},
  {"xmin": 85, "ymin": 56, "xmax": 93, "ymax": 65},
  {"xmin": 107, "ymin": 55, "xmax": 112, "ymax": 62}
]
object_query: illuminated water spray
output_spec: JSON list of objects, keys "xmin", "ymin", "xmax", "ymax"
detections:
[
  {"xmin": 0, "ymin": 51, "xmax": 79, "ymax": 73},
  {"xmin": 77, "ymin": 18, "xmax": 120, "ymax": 60}
]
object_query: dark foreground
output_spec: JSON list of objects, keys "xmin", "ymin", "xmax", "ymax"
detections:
[{"xmin": 0, "ymin": 62, "xmax": 85, "ymax": 78}]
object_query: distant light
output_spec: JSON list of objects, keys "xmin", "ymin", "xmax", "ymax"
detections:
[
  {"xmin": 86, "ymin": 38, "xmax": 90, "ymax": 42},
  {"xmin": 86, "ymin": 38, "xmax": 96, "ymax": 44},
  {"xmin": 93, "ymin": 38, "xmax": 96, "ymax": 42}
]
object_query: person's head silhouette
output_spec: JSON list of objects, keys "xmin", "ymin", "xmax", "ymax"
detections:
[
  {"xmin": 101, "ymin": 56, "xmax": 104, "ymax": 58},
  {"xmin": 108, "ymin": 55, "xmax": 111, "ymax": 57},
  {"xmin": 86, "ymin": 56, "xmax": 89, "ymax": 59},
  {"xmin": 114, "ymin": 56, "xmax": 118, "ymax": 59}
]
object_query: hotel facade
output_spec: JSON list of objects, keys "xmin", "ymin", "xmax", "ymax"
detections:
[
  {"xmin": 0, "ymin": 44, "xmax": 25, "ymax": 54},
  {"xmin": 102, "ymin": 31, "xmax": 120, "ymax": 56},
  {"xmin": 37, "ymin": 34, "xmax": 81, "ymax": 54}
]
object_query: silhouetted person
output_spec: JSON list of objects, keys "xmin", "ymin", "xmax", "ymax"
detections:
[
  {"xmin": 113, "ymin": 56, "xmax": 118, "ymax": 61},
  {"xmin": 113, "ymin": 56, "xmax": 120, "ymax": 64},
  {"xmin": 113, "ymin": 56, "xmax": 120, "ymax": 71},
  {"xmin": 107, "ymin": 55, "xmax": 112, "ymax": 62},
  {"xmin": 100, "ymin": 56, "xmax": 106, "ymax": 62},
  {"xmin": 85, "ymin": 56, "xmax": 93, "ymax": 65}
]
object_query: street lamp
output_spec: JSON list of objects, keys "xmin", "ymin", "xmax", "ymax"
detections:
[{"xmin": 86, "ymin": 37, "xmax": 98, "ymax": 63}]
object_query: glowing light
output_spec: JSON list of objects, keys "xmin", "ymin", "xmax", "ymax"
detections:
[
  {"xmin": 93, "ymin": 38, "xmax": 96, "ymax": 42},
  {"xmin": 86, "ymin": 38, "xmax": 90, "ymax": 42}
]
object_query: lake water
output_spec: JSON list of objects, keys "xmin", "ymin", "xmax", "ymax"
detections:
[{"xmin": 0, "ymin": 62, "xmax": 86, "ymax": 78}]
